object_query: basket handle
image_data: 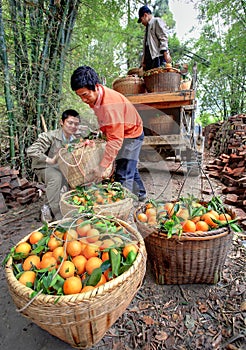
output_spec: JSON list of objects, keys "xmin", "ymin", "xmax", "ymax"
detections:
[{"xmin": 58, "ymin": 140, "xmax": 95, "ymax": 168}]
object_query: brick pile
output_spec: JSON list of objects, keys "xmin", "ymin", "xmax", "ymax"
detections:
[
  {"xmin": 0, "ymin": 166, "xmax": 44, "ymax": 213},
  {"xmin": 204, "ymin": 114, "xmax": 246, "ymax": 211}
]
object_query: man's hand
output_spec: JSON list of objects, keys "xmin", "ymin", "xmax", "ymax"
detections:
[
  {"xmin": 164, "ymin": 50, "xmax": 172, "ymax": 63},
  {"xmin": 93, "ymin": 165, "xmax": 107, "ymax": 182},
  {"xmin": 46, "ymin": 155, "xmax": 58, "ymax": 165}
]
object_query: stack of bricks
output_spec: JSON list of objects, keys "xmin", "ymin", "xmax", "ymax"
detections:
[
  {"xmin": 205, "ymin": 114, "xmax": 246, "ymax": 211},
  {"xmin": 0, "ymin": 166, "xmax": 43, "ymax": 213}
]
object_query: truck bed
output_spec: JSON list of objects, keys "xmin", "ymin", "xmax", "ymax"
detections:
[{"xmin": 126, "ymin": 90, "xmax": 195, "ymax": 109}]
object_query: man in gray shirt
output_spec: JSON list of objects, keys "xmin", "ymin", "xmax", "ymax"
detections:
[{"xmin": 137, "ymin": 5, "xmax": 172, "ymax": 71}]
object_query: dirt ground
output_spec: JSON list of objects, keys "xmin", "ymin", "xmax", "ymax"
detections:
[{"xmin": 0, "ymin": 158, "xmax": 245, "ymax": 350}]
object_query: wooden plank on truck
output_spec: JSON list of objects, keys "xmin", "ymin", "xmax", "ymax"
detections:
[{"xmin": 127, "ymin": 90, "xmax": 195, "ymax": 109}]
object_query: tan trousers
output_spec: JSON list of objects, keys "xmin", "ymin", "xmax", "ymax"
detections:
[{"xmin": 34, "ymin": 166, "xmax": 66, "ymax": 219}]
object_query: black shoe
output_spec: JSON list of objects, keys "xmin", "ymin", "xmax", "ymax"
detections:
[{"xmin": 138, "ymin": 195, "xmax": 147, "ymax": 202}]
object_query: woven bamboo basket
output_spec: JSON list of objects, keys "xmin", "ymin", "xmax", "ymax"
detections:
[
  {"xmin": 60, "ymin": 188, "xmax": 134, "ymax": 220},
  {"xmin": 57, "ymin": 140, "xmax": 113, "ymax": 189},
  {"xmin": 112, "ymin": 76, "xmax": 146, "ymax": 95},
  {"xmin": 127, "ymin": 67, "xmax": 144, "ymax": 77},
  {"xmin": 180, "ymin": 79, "xmax": 192, "ymax": 90},
  {"xmin": 143, "ymin": 69, "xmax": 181, "ymax": 93},
  {"xmin": 148, "ymin": 114, "xmax": 177, "ymax": 136},
  {"xmin": 5, "ymin": 218, "xmax": 147, "ymax": 350},
  {"xmin": 134, "ymin": 205, "xmax": 235, "ymax": 285}
]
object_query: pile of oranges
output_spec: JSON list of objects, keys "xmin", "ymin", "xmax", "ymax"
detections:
[
  {"xmin": 135, "ymin": 196, "xmax": 239, "ymax": 237},
  {"xmin": 67, "ymin": 182, "xmax": 132, "ymax": 208},
  {"xmin": 6, "ymin": 216, "xmax": 139, "ymax": 296}
]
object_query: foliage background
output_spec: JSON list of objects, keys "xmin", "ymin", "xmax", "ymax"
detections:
[{"xmin": 0, "ymin": 0, "xmax": 245, "ymax": 173}]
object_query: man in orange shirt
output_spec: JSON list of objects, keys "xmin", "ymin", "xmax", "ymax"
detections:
[{"xmin": 70, "ymin": 65, "xmax": 146, "ymax": 201}]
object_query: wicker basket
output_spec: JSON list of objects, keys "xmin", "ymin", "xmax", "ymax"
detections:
[
  {"xmin": 148, "ymin": 114, "xmax": 177, "ymax": 136},
  {"xmin": 112, "ymin": 76, "xmax": 146, "ymax": 95},
  {"xmin": 5, "ymin": 218, "xmax": 147, "ymax": 350},
  {"xmin": 143, "ymin": 69, "xmax": 181, "ymax": 93},
  {"xmin": 180, "ymin": 79, "xmax": 192, "ymax": 90},
  {"xmin": 57, "ymin": 140, "xmax": 113, "ymax": 188},
  {"xmin": 60, "ymin": 188, "xmax": 134, "ymax": 220},
  {"xmin": 127, "ymin": 67, "xmax": 144, "ymax": 77},
  {"xmin": 134, "ymin": 205, "xmax": 235, "ymax": 285}
]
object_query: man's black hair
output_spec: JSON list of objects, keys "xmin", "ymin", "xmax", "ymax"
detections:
[
  {"xmin": 70, "ymin": 66, "xmax": 100, "ymax": 91},
  {"xmin": 61, "ymin": 109, "xmax": 80, "ymax": 122}
]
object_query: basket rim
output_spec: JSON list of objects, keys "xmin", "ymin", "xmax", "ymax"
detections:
[
  {"xmin": 5, "ymin": 218, "xmax": 146, "ymax": 305},
  {"xmin": 134, "ymin": 203, "xmax": 235, "ymax": 242},
  {"xmin": 60, "ymin": 188, "xmax": 134, "ymax": 210},
  {"xmin": 113, "ymin": 76, "xmax": 144, "ymax": 84}
]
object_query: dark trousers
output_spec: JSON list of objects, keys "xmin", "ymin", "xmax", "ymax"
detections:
[
  {"xmin": 114, "ymin": 132, "xmax": 146, "ymax": 198},
  {"xmin": 145, "ymin": 45, "xmax": 165, "ymax": 71}
]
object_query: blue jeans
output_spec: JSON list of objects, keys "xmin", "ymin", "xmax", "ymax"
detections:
[{"xmin": 114, "ymin": 132, "xmax": 146, "ymax": 198}]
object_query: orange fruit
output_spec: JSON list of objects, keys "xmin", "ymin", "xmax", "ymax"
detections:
[
  {"xmin": 86, "ymin": 228, "xmax": 100, "ymax": 243},
  {"xmin": 182, "ymin": 220, "xmax": 196, "ymax": 233},
  {"xmin": 100, "ymin": 239, "xmax": 115, "ymax": 250},
  {"xmin": 83, "ymin": 244, "xmax": 99, "ymax": 259},
  {"xmin": 66, "ymin": 240, "xmax": 82, "ymax": 257},
  {"xmin": 42, "ymin": 251, "xmax": 53, "ymax": 260},
  {"xmin": 95, "ymin": 273, "xmax": 107, "ymax": 287},
  {"xmin": 104, "ymin": 268, "xmax": 113, "ymax": 281},
  {"xmin": 81, "ymin": 285, "xmax": 95, "ymax": 293},
  {"xmin": 48, "ymin": 236, "xmax": 62, "ymax": 251},
  {"xmin": 219, "ymin": 213, "xmax": 232, "ymax": 221},
  {"xmin": 191, "ymin": 216, "xmax": 201, "ymax": 223},
  {"xmin": 18, "ymin": 271, "xmax": 36, "ymax": 287},
  {"xmin": 145, "ymin": 208, "xmax": 157, "ymax": 218},
  {"xmin": 101, "ymin": 251, "xmax": 109, "ymax": 262},
  {"xmin": 201, "ymin": 213, "xmax": 218, "ymax": 228},
  {"xmin": 77, "ymin": 223, "xmax": 91, "ymax": 237},
  {"xmin": 85, "ymin": 257, "xmax": 103, "ymax": 275},
  {"xmin": 53, "ymin": 246, "xmax": 67, "ymax": 262},
  {"xmin": 164, "ymin": 202, "xmax": 175, "ymax": 216},
  {"xmin": 29, "ymin": 231, "xmax": 44, "ymax": 245},
  {"xmin": 40, "ymin": 256, "xmax": 57, "ymax": 271},
  {"xmin": 63, "ymin": 276, "xmax": 82, "ymax": 295},
  {"xmin": 195, "ymin": 221, "xmax": 209, "ymax": 232},
  {"xmin": 177, "ymin": 208, "xmax": 189, "ymax": 220},
  {"xmin": 72, "ymin": 255, "xmax": 87, "ymax": 275},
  {"xmin": 137, "ymin": 213, "xmax": 148, "ymax": 223},
  {"xmin": 145, "ymin": 202, "xmax": 154, "ymax": 209},
  {"xmin": 64, "ymin": 229, "xmax": 78, "ymax": 241},
  {"xmin": 15, "ymin": 242, "xmax": 32, "ymax": 257},
  {"xmin": 53, "ymin": 230, "xmax": 64, "ymax": 240},
  {"xmin": 59, "ymin": 260, "xmax": 75, "ymax": 279},
  {"xmin": 23, "ymin": 255, "xmax": 41, "ymax": 271},
  {"xmin": 95, "ymin": 194, "xmax": 104, "ymax": 204},
  {"xmin": 122, "ymin": 244, "xmax": 138, "ymax": 259},
  {"xmin": 148, "ymin": 216, "xmax": 157, "ymax": 225},
  {"xmin": 112, "ymin": 236, "xmax": 124, "ymax": 247},
  {"xmin": 208, "ymin": 210, "xmax": 219, "ymax": 220}
]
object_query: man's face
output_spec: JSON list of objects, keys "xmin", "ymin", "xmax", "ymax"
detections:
[
  {"xmin": 140, "ymin": 13, "xmax": 149, "ymax": 26},
  {"xmin": 61, "ymin": 116, "xmax": 80, "ymax": 136},
  {"xmin": 75, "ymin": 87, "xmax": 98, "ymax": 107}
]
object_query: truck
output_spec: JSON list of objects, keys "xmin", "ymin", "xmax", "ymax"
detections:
[{"xmin": 126, "ymin": 65, "xmax": 204, "ymax": 174}]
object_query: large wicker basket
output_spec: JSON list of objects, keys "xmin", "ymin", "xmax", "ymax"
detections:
[
  {"xmin": 143, "ymin": 69, "xmax": 181, "ymax": 93},
  {"xmin": 57, "ymin": 140, "xmax": 113, "ymax": 188},
  {"xmin": 112, "ymin": 76, "xmax": 146, "ymax": 95},
  {"xmin": 5, "ymin": 218, "xmax": 147, "ymax": 349},
  {"xmin": 134, "ymin": 205, "xmax": 235, "ymax": 285},
  {"xmin": 60, "ymin": 188, "xmax": 134, "ymax": 220},
  {"xmin": 148, "ymin": 113, "xmax": 178, "ymax": 136}
]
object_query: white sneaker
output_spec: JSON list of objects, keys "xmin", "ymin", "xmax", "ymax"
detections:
[{"xmin": 40, "ymin": 205, "xmax": 53, "ymax": 223}]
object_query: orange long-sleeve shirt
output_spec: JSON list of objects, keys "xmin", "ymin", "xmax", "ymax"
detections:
[{"xmin": 92, "ymin": 85, "xmax": 143, "ymax": 168}]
